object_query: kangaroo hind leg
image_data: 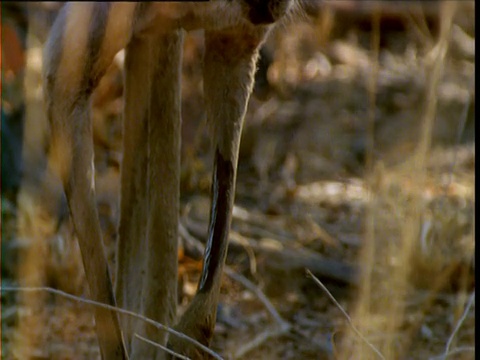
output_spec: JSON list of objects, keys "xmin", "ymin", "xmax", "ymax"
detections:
[
  {"xmin": 43, "ymin": 3, "xmax": 137, "ymax": 359},
  {"xmin": 168, "ymin": 26, "xmax": 270, "ymax": 359},
  {"xmin": 117, "ymin": 29, "xmax": 184, "ymax": 359}
]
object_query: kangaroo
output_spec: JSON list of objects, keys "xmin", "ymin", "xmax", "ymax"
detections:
[{"xmin": 43, "ymin": 1, "xmax": 296, "ymax": 359}]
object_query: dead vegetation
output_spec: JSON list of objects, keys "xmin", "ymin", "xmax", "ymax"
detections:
[{"xmin": 1, "ymin": 1, "xmax": 475, "ymax": 359}]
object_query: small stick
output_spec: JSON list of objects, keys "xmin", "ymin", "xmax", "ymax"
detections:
[{"xmin": 305, "ymin": 269, "xmax": 385, "ymax": 360}]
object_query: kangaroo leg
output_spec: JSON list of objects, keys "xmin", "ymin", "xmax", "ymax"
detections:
[
  {"xmin": 115, "ymin": 35, "xmax": 151, "ymax": 355},
  {"xmin": 117, "ymin": 29, "xmax": 184, "ymax": 359},
  {"xmin": 138, "ymin": 30, "xmax": 184, "ymax": 360},
  {"xmin": 168, "ymin": 25, "xmax": 270, "ymax": 358},
  {"xmin": 44, "ymin": 3, "xmax": 137, "ymax": 359}
]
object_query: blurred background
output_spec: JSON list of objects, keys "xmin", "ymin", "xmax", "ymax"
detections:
[{"xmin": 1, "ymin": 1, "xmax": 475, "ymax": 359}]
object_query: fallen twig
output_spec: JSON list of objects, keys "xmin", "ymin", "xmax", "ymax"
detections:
[{"xmin": 185, "ymin": 217, "xmax": 358, "ymax": 286}]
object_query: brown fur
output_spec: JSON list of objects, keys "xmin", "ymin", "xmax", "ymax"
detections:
[{"xmin": 43, "ymin": 2, "xmax": 294, "ymax": 359}]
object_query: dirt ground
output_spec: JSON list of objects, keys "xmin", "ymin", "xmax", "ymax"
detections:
[{"xmin": 1, "ymin": 2, "xmax": 475, "ymax": 359}]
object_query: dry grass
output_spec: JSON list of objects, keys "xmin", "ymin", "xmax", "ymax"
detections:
[
  {"xmin": 337, "ymin": 2, "xmax": 474, "ymax": 360},
  {"xmin": 1, "ymin": 1, "xmax": 474, "ymax": 359}
]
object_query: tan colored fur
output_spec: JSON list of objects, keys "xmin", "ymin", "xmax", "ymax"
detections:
[{"xmin": 43, "ymin": 2, "xmax": 293, "ymax": 359}]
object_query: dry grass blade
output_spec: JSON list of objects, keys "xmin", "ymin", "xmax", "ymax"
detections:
[
  {"xmin": 1, "ymin": 286, "xmax": 223, "ymax": 360},
  {"xmin": 447, "ymin": 77, "xmax": 475, "ymax": 186},
  {"xmin": 306, "ymin": 269, "xmax": 385, "ymax": 360},
  {"xmin": 430, "ymin": 346, "xmax": 475, "ymax": 360},
  {"xmin": 440, "ymin": 290, "xmax": 475, "ymax": 360}
]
